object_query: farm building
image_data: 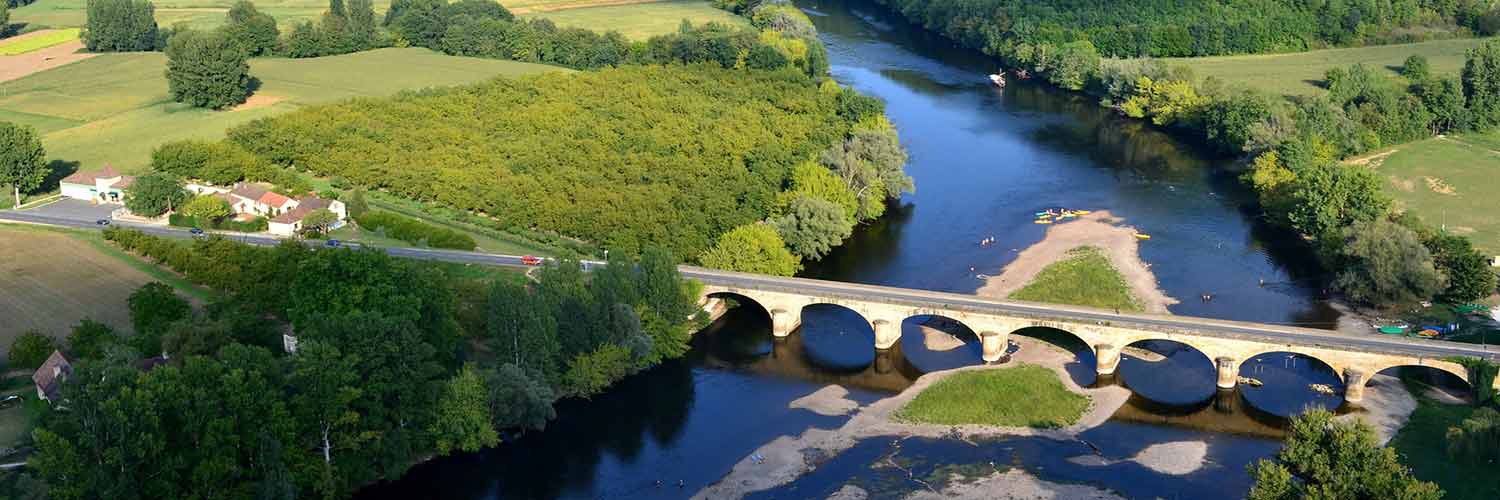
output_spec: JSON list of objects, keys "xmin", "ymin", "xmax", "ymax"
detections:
[
  {"xmin": 32, "ymin": 350, "xmax": 73, "ymax": 404},
  {"xmin": 59, "ymin": 165, "xmax": 134, "ymax": 204}
]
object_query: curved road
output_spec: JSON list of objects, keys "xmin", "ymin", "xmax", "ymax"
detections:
[{"xmin": 4, "ymin": 209, "xmax": 1494, "ymax": 363}]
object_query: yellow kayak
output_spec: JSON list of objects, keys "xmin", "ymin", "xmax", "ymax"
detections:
[
  {"xmin": 1133, "ymin": 233, "xmax": 1151, "ymax": 240},
  {"xmin": 1074, "ymin": 210, "xmax": 1091, "ymax": 215},
  {"xmin": 1034, "ymin": 219, "xmax": 1054, "ymax": 224}
]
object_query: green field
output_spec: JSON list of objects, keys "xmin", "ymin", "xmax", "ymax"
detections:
[
  {"xmin": 0, "ymin": 48, "xmax": 563, "ymax": 171},
  {"xmin": 1368, "ymin": 133, "xmax": 1500, "ymax": 256},
  {"xmin": 1167, "ymin": 37, "xmax": 1495, "ymax": 98},
  {"xmin": 896, "ymin": 366, "xmax": 1090, "ymax": 428},
  {"xmin": 10, "ymin": 0, "xmax": 388, "ymax": 30},
  {"xmin": 0, "ymin": 28, "xmax": 81, "ymax": 55},
  {"xmin": 1391, "ymin": 389, "xmax": 1500, "ymax": 499},
  {"xmin": 521, "ymin": 0, "xmax": 745, "ymax": 39},
  {"xmin": 1010, "ymin": 246, "xmax": 1144, "ymax": 312}
]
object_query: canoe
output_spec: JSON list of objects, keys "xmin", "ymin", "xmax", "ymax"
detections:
[
  {"xmin": 1417, "ymin": 329, "xmax": 1440, "ymax": 338},
  {"xmin": 1033, "ymin": 219, "xmax": 1053, "ymax": 224},
  {"xmin": 1378, "ymin": 326, "xmax": 1405, "ymax": 335},
  {"xmin": 989, "ymin": 74, "xmax": 1006, "ymax": 87},
  {"xmin": 1074, "ymin": 210, "xmax": 1091, "ymax": 215},
  {"xmin": 1133, "ymin": 233, "xmax": 1151, "ymax": 240}
]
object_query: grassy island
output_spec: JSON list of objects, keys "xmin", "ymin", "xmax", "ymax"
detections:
[
  {"xmin": 896, "ymin": 366, "xmax": 1090, "ymax": 428},
  {"xmin": 1009, "ymin": 246, "xmax": 1144, "ymax": 313}
]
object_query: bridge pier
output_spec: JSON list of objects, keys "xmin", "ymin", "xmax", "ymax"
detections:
[
  {"xmin": 980, "ymin": 331, "xmax": 1010, "ymax": 363},
  {"xmin": 1095, "ymin": 343, "xmax": 1121, "ymax": 376},
  {"xmin": 873, "ymin": 319, "xmax": 899, "ymax": 350},
  {"xmin": 770, "ymin": 308, "xmax": 799, "ymax": 338},
  {"xmin": 1216, "ymin": 356, "xmax": 1239, "ymax": 389},
  {"xmin": 1343, "ymin": 367, "xmax": 1368, "ymax": 405}
]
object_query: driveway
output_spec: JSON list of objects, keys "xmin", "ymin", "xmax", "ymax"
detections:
[{"xmin": 21, "ymin": 198, "xmax": 118, "ymax": 223}]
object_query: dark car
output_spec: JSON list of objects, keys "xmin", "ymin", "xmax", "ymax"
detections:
[
  {"xmin": 95, "ymin": 219, "xmax": 110, "ymax": 225},
  {"xmin": 189, "ymin": 227, "xmax": 205, "ymax": 235},
  {"xmin": 326, "ymin": 239, "xmax": 341, "ymax": 247}
]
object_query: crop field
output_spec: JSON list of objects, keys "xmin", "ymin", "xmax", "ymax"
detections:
[
  {"xmin": 0, "ymin": 28, "xmax": 81, "ymax": 55},
  {"xmin": 516, "ymin": 0, "xmax": 745, "ymax": 39},
  {"xmin": 1166, "ymin": 37, "xmax": 1494, "ymax": 98},
  {"xmin": 0, "ymin": 224, "xmax": 203, "ymax": 346},
  {"xmin": 1368, "ymin": 133, "xmax": 1500, "ymax": 256},
  {"xmin": 9, "ymin": 0, "xmax": 386, "ymax": 30},
  {"xmin": 0, "ymin": 48, "xmax": 563, "ymax": 171}
]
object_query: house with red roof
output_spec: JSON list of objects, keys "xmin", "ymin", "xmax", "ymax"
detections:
[
  {"xmin": 59, "ymin": 165, "xmax": 135, "ymax": 204},
  {"xmin": 32, "ymin": 350, "xmax": 73, "ymax": 404}
]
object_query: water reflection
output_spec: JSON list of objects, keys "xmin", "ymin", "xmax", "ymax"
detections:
[
  {"xmin": 1238, "ymin": 353, "xmax": 1346, "ymax": 417},
  {"xmin": 1117, "ymin": 340, "xmax": 1217, "ymax": 406}
]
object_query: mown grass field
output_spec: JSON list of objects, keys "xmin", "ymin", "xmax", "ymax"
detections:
[
  {"xmin": 896, "ymin": 366, "xmax": 1090, "ymax": 428},
  {"xmin": 1166, "ymin": 37, "xmax": 1494, "ymax": 98},
  {"xmin": 0, "ymin": 48, "xmax": 562, "ymax": 171},
  {"xmin": 517, "ymin": 0, "xmax": 745, "ymax": 39},
  {"xmin": 0, "ymin": 28, "xmax": 81, "ymax": 55},
  {"xmin": 1366, "ymin": 133, "xmax": 1500, "ymax": 256},
  {"xmin": 9, "ymin": 0, "xmax": 385, "ymax": 30},
  {"xmin": 1009, "ymin": 246, "xmax": 1144, "ymax": 312},
  {"xmin": 0, "ymin": 224, "xmax": 208, "ymax": 347}
]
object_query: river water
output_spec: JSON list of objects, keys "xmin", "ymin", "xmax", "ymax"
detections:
[{"xmin": 355, "ymin": 1, "xmax": 1359, "ymax": 498}]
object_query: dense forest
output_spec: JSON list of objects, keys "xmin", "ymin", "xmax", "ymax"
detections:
[
  {"xmin": 874, "ymin": 0, "xmax": 1500, "ymax": 58},
  {"xmin": 13, "ymin": 228, "xmax": 702, "ymax": 499},
  {"xmin": 226, "ymin": 63, "xmax": 892, "ymax": 261}
]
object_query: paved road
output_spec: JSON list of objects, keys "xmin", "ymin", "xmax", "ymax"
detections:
[{"xmin": 4, "ymin": 209, "xmax": 1495, "ymax": 363}]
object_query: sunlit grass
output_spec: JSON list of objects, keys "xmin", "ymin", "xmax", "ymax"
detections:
[{"xmin": 896, "ymin": 366, "xmax": 1090, "ymax": 428}]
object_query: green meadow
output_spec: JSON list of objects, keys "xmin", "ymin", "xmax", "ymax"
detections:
[
  {"xmin": 0, "ymin": 48, "xmax": 563, "ymax": 172},
  {"xmin": 1167, "ymin": 37, "xmax": 1494, "ymax": 98},
  {"xmin": 9, "ymin": 0, "xmax": 384, "ymax": 30},
  {"xmin": 1369, "ymin": 133, "xmax": 1500, "ymax": 256},
  {"xmin": 521, "ymin": 0, "xmax": 745, "ymax": 39}
]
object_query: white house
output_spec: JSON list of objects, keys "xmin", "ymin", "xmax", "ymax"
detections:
[
  {"xmin": 268, "ymin": 196, "xmax": 347, "ymax": 237},
  {"xmin": 59, "ymin": 165, "xmax": 135, "ymax": 204}
]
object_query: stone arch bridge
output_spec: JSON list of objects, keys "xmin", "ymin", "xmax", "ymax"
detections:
[{"xmin": 679, "ymin": 267, "xmax": 1500, "ymax": 404}]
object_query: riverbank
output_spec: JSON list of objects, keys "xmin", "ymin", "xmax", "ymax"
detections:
[
  {"xmin": 977, "ymin": 211, "xmax": 1177, "ymax": 314},
  {"xmin": 695, "ymin": 336, "xmax": 1136, "ymax": 499}
]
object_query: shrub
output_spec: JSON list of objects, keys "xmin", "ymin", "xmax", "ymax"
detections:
[
  {"xmin": 8, "ymin": 331, "xmax": 58, "ymax": 369},
  {"xmin": 355, "ymin": 211, "xmax": 476, "ymax": 250}
]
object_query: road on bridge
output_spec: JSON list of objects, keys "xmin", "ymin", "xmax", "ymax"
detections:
[{"xmin": 3, "ymin": 209, "xmax": 1495, "ymax": 363}]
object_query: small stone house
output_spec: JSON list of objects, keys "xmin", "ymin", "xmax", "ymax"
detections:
[{"xmin": 32, "ymin": 350, "xmax": 73, "ymax": 404}]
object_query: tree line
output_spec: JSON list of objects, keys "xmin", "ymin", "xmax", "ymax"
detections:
[
  {"xmin": 12, "ymin": 227, "xmax": 704, "ymax": 499},
  {"xmin": 873, "ymin": 0, "xmax": 1500, "ymax": 60}
]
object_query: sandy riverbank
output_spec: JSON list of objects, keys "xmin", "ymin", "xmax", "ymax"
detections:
[
  {"xmin": 694, "ymin": 337, "xmax": 1135, "ymax": 499},
  {"xmin": 976, "ymin": 211, "xmax": 1177, "ymax": 314}
]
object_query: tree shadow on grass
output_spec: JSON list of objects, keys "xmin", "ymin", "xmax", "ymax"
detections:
[{"xmin": 43, "ymin": 160, "xmax": 80, "ymax": 191}]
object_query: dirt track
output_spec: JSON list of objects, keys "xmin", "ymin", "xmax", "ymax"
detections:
[
  {"xmin": 976, "ymin": 211, "xmax": 1178, "ymax": 314},
  {"xmin": 0, "ymin": 35, "xmax": 93, "ymax": 83}
]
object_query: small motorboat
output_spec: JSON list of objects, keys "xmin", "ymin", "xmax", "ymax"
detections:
[
  {"xmin": 1133, "ymin": 233, "xmax": 1151, "ymax": 240},
  {"xmin": 989, "ymin": 73, "xmax": 1006, "ymax": 87}
]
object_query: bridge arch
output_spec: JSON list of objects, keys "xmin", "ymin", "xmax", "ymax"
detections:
[
  {"xmin": 1116, "ymin": 339, "xmax": 1217, "ymax": 406},
  {"xmin": 797, "ymin": 303, "xmax": 877, "ymax": 371},
  {"xmin": 703, "ymin": 291, "xmax": 771, "ymax": 321},
  {"xmin": 898, "ymin": 314, "xmax": 983, "ymax": 372},
  {"xmin": 1364, "ymin": 364, "xmax": 1473, "ymax": 404},
  {"xmin": 1237, "ymin": 351, "xmax": 1346, "ymax": 417},
  {"xmin": 1009, "ymin": 326, "xmax": 1099, "ymax": 386}
]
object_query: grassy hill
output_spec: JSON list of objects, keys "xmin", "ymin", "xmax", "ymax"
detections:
[
  {"xmin": 0, "ymin": 47, "xmax": 564, "ymax": 172},
  {"xmin": 1166, "ymin": 37, "xmax": 1495, "ymax": 98},
  {"xmin": 512, "ymin": 0, "xmax": 744, "ymax": 39}
]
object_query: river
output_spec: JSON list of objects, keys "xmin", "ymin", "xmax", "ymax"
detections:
[{"xmin": 355, "ymin": 1, "xmax": 1357, "ymax": 498}]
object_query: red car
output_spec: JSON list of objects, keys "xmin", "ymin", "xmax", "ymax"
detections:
[{"xmin": 521, "ymin": 255, "xmax": 543, "ymax": 266}]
